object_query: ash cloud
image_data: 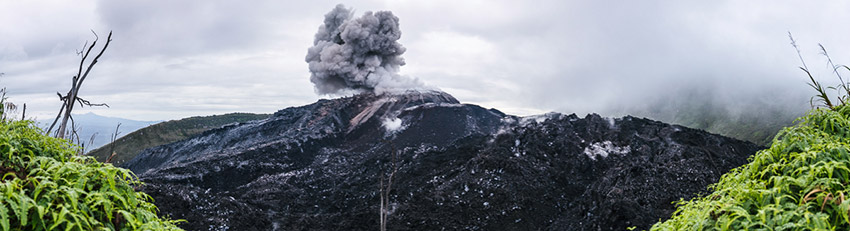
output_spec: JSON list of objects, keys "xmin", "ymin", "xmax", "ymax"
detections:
[{"xmin": 306, "ymin": 4, "xmax": 424, "ymax": 95}]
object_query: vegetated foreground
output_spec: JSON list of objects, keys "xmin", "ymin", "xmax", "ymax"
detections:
[
  {"xmin": 0, "ymin": 118, "xmax": 182, "ymax": 230},
  {"xmin": 122, "ymin": 90, "xmax": 761, "ymax": 230},
  {"xmin": 653, "ymin": 104, "xmax": 850, "ymax": 230}
]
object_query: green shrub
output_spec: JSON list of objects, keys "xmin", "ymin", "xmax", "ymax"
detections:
[
  {"xmin": 651, "ymin": 104, "xmax": 850, "ymax": 230},
  {"xmin": 0, "ymin": 118, "xmax": 183, "ymax": 230}
]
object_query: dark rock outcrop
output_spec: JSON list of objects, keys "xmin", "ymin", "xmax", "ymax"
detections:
[{"xmin": 124, "ymin": 90, "xmax": 762, "ymax": 231}]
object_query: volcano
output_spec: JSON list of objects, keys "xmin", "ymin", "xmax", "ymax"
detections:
[{"xmin": 124, "ymin": 90, "xmax": 761, "ymax": 230}]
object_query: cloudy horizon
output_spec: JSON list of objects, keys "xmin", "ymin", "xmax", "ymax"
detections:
[{"xmin": 2, "ymin": 1, "xmax": 849, "ymax": 122}]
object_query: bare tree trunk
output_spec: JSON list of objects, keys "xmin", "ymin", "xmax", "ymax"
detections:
[
  {"xmin": 106, "ymin": 123, "xmax": 121, "ymax": 163},
  {"xmin": 51, "ymin": 31, "xmax": 112, "ymax": 139},
  {"xmin": 380, "ymin": 176, "xmax": 386, "ymax": 231},
  {"xmin": 46, "ymin": 101, "xmax": 65, "ymax": 136},
  {"xmin": 379, "ymin": 141, "xmax": 398, "ymax": 231}
]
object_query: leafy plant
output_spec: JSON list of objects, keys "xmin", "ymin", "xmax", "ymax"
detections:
[
  {"xmin": 651, "ymin": 39, "xmax": 850, "ymax": 230},
  {"xmin": 651, "ymin": 104, "xmax": 850, "ymax": 230},
  {"xmin": 0, "ymin": 112, "xmax": 183, "ymax": 230}
]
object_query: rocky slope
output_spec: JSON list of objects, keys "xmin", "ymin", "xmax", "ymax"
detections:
[{"xmin": 124, "ymin": 90, "xmax": 762, "ymax": 230}]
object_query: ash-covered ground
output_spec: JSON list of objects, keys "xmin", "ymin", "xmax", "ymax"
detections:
[{"xmin": 125, "ymin": 90, "xmax": 761, "ymax": 231}]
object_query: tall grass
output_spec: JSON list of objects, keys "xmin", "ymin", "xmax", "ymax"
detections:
[{"xmin": 790, "ymin": 33, "xmax": 850, "ymax": 110}]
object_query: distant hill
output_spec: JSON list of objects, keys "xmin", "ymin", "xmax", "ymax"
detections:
[
  {"xmin": 620, "ymin": 88, "xmax": 807, "ymax": 146},
  {"xmin": 631, "ymin": 100, "xmax": 801, "ymax": 146},
  {"xmin": 86, "ymin": 112, "xmax": 270, "ymax": 165},
  {"xmin": 37, "ymin": 112, "xmax": 160, "ymax": 151}
]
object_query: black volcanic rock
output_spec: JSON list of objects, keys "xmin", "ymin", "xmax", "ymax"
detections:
[{"xmin": 124, "ymin": 90, "xmax": 762, "ymax": 231}]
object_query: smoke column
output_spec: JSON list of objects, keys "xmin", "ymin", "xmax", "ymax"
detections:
[{"xmin": 306, "ymin": 4, "xmax": 424, "ymax": 95}]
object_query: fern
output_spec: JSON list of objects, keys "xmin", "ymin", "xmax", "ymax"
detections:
[
  {"xmin": 0, "ymin": 118, "xmax": 183, "ymax": 230},
  {"xmin": 651, "ymin": 104, "xmax": 850, "ymax": 230}
]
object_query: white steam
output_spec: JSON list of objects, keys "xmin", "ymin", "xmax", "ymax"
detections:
[
  {"xmin": 382, "ymin": 117, "xmax": 404, "ymax": 134},
  {"xmin": 583, "ymin": 141, "xmax": 630, "ymax": 160},
  {"xmin": 306, "ymin": 4, "xmax": 425, "ymax": 95}
]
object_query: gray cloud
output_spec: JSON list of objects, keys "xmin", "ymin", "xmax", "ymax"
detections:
[
  {"xmin": 0, "ymin": 0, "xmax": 848, "ymax": 123},
  {"xmin": 95, "ymin": 0, "xmax": 283, "ymax": 57},
  {"xmin": 392, "ymin": 0, "xmax": 849, "ymax": 117}
]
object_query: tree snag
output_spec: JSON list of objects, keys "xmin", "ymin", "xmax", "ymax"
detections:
[
  {"xmin": 379, "ymin": 140, "xmax": 398, "ymax": 231},
  {"xmin": 46, "ymin": 30, "xmax": 112, "ymax": 139}
]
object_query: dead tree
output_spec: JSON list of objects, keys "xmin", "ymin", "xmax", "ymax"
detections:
[
  {"xmin": 106, "ymin": 123, "xmax": 121, "ymax": 163},
  {"xmin": 46, "ymin": 31, "xmax": 112, "ymax": 139},
  {"xmin": 0, "ymin": 74, "xmax": 17, "ymax": 121},
  {"xmin": 379, "ymin": 140, "xmax": 399, "ymax": 231}
]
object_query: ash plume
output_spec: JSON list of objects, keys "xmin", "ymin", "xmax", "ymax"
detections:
[{"xmin": 306, "ymin": 4, "xmax": 424, "ymax": 95}]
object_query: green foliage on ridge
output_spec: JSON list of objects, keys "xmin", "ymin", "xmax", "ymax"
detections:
[
  {"xmin": 653, "ymin": 42, "xmax": 850, "ymax": 229},
  {"xmin": 87, "ymin": 113, "xmax": 270, "ymax": 165},
  {"xmin": 0, "ymin": 118, "xmax": 183, "ymax": 230},
  {"xmin": 663, "ymin": 100, "xmax": 799, "ymax": 146},
  {"xmin": 629, "ymin": 87, "xmax": 804, "ymax": 146},
  {"xmin": 651, "ymin": 104, "xmax": 850, "ymax": 230}
]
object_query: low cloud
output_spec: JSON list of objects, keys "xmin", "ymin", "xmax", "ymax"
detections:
[{"xmin": 0, "ymin": 0, "xmax": 848, "ymax": 123}]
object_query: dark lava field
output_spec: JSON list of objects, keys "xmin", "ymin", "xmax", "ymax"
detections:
[{"xmin": 124, "ymin": 91, "xmax": 761, "ymax": 230}]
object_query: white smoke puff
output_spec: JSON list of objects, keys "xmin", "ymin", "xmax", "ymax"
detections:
[
  {"xmin": 306, "ymin": 4, "xmax": 426, "ymax": 95},
  {"xmin": 382, "ymin": 117, "xmax": 404, "ymax": 134}
]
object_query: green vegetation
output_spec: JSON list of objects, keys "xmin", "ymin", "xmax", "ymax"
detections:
[
  {"xmin": 675, "ymin": 112, "xmax": 794, "ymax": 147},
  {"xmin": 0, "ymin": 114, "xmax": 183, "ymax": 230},
  {"xmin": 632, "ymin": 88, "xmax": 803, "ymax": 146},
  {"xmin": 651, "ymin": 104, "xmax": 850, "ymax": 230},
  {"xmin": 87, "ymin": 113, "xmax": 270, "ymax": 165},
  {"xmin": 652, "ymin": 40, "xmax": 850, "ymax": 230},
  {"xmin": 669, "ymin": 99, "xmax": 798, "ymax": 146},
  {"xmin": 791, "ymin": 34, "xmax": 850, "ymax": 111}
]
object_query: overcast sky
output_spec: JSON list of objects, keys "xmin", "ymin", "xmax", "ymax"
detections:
[{"xmin": 1, "ymin": 0, "xmax": 849, "ymax": 121}]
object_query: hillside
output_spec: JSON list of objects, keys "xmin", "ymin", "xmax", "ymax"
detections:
[
  {"xmin": 87, "ymin": 113, "xmax": 270, "ymax": 165},
  {"xmin": 123, "ymin": 90, "xmax": 761, "ymax": 230},
  {"xmin": 625, "ymin": 88, "xmax": 805, "ymax": 146},
  {"xmin": 652, "ymin": 105, "xmax": 850, "ymax": 230},
  {"xmin": 37, "ymin": 112, "xmax": 160, "ymax": 151},
  {"xmin": 645, "ymin": 100, "xmax": 800, "ymax": 146}
]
